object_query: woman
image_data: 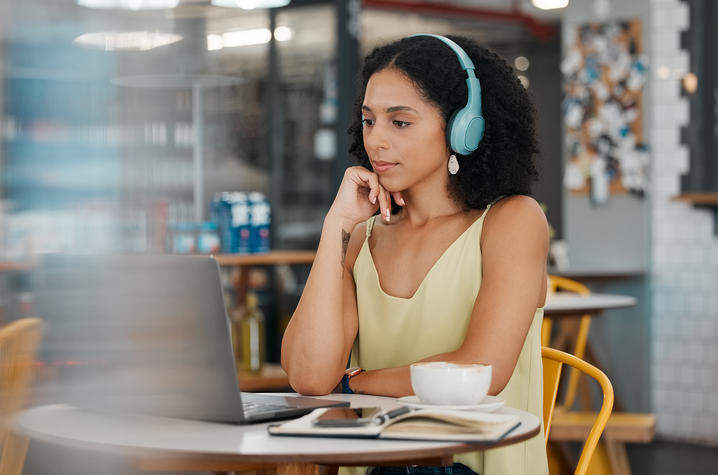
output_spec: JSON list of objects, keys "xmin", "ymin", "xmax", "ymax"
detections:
[{"xmin": 281, "ymin": 34, "xmax": 549, "ymax": 474}]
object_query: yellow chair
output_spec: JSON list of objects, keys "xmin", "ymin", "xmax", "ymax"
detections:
[
  {"xmin": 544, "ymin": 275, "xmax": 593, "ymax": 411},
  {"xmin": 0, "ymin": 317, "xmax": 44, "ymax": 475},
  {"xmin": 542, "ymin": 347, "xmax": 614, "ymax": 475}
]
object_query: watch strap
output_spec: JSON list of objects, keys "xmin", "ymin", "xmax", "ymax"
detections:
[{"xmin": 341, "ymin": 366, "xmax": 364, "ymax": 394}]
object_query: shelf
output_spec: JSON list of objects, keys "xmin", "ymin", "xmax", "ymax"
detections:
[
  {"xmin": 548, "ymin": 268, "xmax": 646, "ymax": 280},
  {"xmin": 673, "ymin": 193, "xmax": 718, "ymax": 205},
  {"xmin": 214, "ymin": 251, "xmax": 315, "ymax": 266},
  {"xmin": 237, "ymin": 363, "xmax": 290, "ymax": 392},
  {"xmin": 673, "ymin": 193, "xmax": 718, "ymax": 234},
  {"xmin": 0, "ymin": 252, "xmax": 316, "ymax": 271},
  {"xmin": 0, "ymin": 261, "xmax": 37, "ymax": 272}
]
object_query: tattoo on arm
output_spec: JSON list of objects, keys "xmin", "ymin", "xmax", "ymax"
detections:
[{"xmin": 341, "ymin": 229, "xmax": 351, "ymax": 279}]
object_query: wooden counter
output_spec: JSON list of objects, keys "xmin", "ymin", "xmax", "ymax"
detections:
[
  {"xmin": 0, "ymin": 261, "xmax": 36, "ymax": 271},
  {"xmin": 0, "ymin": 252, "xmax": 315, "ymax": 272},
  {"xmin": 215, "ymin": 251, "xmax": 315, "ymax": 266},
  {"xmin": 237, "ymin": 363, "xmax": 290, "ymax": 392}
]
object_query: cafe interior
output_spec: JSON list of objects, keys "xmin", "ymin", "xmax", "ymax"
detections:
[{"xmin": 0, "ymin": 0, "xmax": 717, "ymax": 474}]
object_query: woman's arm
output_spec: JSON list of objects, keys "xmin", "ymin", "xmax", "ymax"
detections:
[
  {"xmin": 281, "ymin": 166, "xmax": 402, "ymax": 395},
  {"xmin": 279, "ymin": 215, "xmax": 360, "ymax": 395},
  {"xmin": 347, "ymin": 195, "xmax": 549, "ymax": 397}
]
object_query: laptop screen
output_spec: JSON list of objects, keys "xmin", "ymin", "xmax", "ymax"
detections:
[{"xmin": 34, "ymin": 254, "xmax": 245, "ymax": 422}]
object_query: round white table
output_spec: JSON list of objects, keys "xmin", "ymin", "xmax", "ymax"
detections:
[
  {"xmin": 544, "ymin": 292, "xmax": 637, "ymax": 316},
  {"xmin": 11, "ymin": 394, "xmax": 540, "ymax": 473}
]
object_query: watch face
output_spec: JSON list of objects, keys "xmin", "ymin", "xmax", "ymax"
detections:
[{"xmin": 345, "ymin": 367, "xmax": 362, "ymax": 377}]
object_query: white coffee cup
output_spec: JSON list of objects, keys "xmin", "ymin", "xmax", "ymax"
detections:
[{"xmin": 410, "ymin": 361, "xmax": 492, "ymax": 406}]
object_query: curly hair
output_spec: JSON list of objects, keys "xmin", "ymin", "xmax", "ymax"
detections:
[{"xmin": 347, "ymin": 35, "xmax": 539, "ymax": 210}]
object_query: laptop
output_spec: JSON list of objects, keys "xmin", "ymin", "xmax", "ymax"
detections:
[{"xmin": 33, "ymin": 253, "xmax": 348, "ymax": 424}]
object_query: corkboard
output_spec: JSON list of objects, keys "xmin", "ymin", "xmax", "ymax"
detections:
[{"xmin": 562, "ymin": 19, "xmax": 649, "ymax": 203}]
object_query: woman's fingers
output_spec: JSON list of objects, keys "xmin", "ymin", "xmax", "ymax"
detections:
[
  {"xmin": 356, "ymin": 169, "xmax": 396, "ymax": 221},
  {"xmin": 378, "ymin": 187, "xmax": 391, "ymax": 222},
  {"xmin": 350, "ymin": 168, "xmax": 376, "ymax": 193},
  {"xmin": 349, "ymin": 167, "xmax": 383, "ymax": 207},
  {"xmin": 368, "ymin": 186, "xmax": 378, "ymax": 205},
  {"xmin": 341, "ymin": 166, "xmax": 399, "ymax": 222}
]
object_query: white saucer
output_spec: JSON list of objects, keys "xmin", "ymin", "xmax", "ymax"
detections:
[{"xmin": 397, "ymin": 395, "xmax": 505, "ymax": 412}]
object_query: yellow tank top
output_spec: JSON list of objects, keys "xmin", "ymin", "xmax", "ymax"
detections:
[{"xmin": 350, "ymin": 207, "xmax": 548, "ymax": 475}]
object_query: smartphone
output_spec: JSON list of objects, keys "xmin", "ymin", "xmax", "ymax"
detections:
[{"xmin": 312, "ymin": 407, "xmax": 382, "ymax": 427}]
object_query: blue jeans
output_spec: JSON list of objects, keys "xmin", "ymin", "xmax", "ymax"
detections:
[{"xmin": 369, "ymin": 463, "xmax": 478, "ymax": 475}]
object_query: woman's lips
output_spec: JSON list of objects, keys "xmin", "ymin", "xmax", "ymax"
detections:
[{"xmin": 372, "ymin": 161, "xmax": 397, "ymax": 173}]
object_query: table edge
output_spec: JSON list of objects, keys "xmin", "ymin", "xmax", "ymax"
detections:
[{"xmin": 14, "ymin": 404, "xmax": 541, "ymax": 465}]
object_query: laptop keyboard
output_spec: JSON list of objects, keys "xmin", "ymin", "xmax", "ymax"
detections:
[{"xmin": 242, "ymin": 401, "xmax": 288, "ymax": 415}]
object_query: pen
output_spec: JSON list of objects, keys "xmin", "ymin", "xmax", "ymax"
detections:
[{"xmin": 375, "ymin": 406, "xmax": 412, "ymax": 424}]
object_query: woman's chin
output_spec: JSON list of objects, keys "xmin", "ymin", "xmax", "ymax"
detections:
[{"xmin": 377, "ymin": 176, "xmax": 403, "ymax": 193}]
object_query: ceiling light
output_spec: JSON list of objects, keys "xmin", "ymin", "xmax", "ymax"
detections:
[
  {"xmin": 514, "ymin": 56, "xmax": 530, "ymax": 72},
  {"xmin": 682, "ymin": 72, "xmax": 698, "ymax": 94},
  {"xmin": 656, "ymin": 66, "xmax": 671, "ymax": 80},
  {"xmin": 222, "ymin": 28, "xmax": 272, "ymax": 47},
  {"xmin": 273, "ymin": 26, "xmax": 293, "ymax": 42},
  {"xmin": 77, "ymin": 0, "xmax": 180, "ymax": 10},
  {"xmin": 208, "ymin": 27, "xmax": 293, "ymax": 50},
  {"xmin": 210, "ymin": 0, "xmax": 290, "ymax": 10},
  {"xmin": 531, "ymin": 0, "xmax": 569, "ymax": 10},
  {"xmin": 207, "ymin": 34, "xmax": 224, "ymax": 51},
  {"xmin": 73, "ymin": 31, "xmax": 183, "ymax": 51}
]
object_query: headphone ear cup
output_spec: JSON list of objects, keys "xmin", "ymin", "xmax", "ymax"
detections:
[
  {"xmin": 448, "ymin": 107, "xmax": 484, "ymax": 156},
  {"xmin": 447, "ymin": 109, "xmax": 462, "ymax": 155},
  {"xmin": 464, "ymin": 115, "xmax": 485, "ymax": 152}
]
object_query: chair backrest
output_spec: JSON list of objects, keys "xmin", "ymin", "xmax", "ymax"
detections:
[
  {"xmin": 0, "ymin": 318, "xmax": 44, "ymax": 447},
  {"xmin": 544, "ymin": 275, "xmax": 592, "ymax": 410},
  {"xmin": 542, "ymin": 347, "xmax": 613, "ymax": 475},
  {"xmin": 543, "ymin": 275, "xmax": 591, "ymax": 346},
  {"xmin": 548, "ymin": 275, "xmax": 590, "ymax": 295}
]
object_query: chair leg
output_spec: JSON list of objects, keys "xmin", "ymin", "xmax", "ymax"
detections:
[
  {"xmin": 0, "ymin": 431, "xmax": 29, "ymax": 475},
  {"xmin": 584, "ymin": 441, "xmax": 615, "ymax": 475},
  {"xmin": 604, "ymin": 441, "xmax": 631, "ymax": 475},
  {"xmin": 546, "ymin": 442, "xmax": 572, "ymax": 475}
]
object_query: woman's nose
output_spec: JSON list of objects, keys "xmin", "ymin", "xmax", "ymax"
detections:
[{"xmin": 364, "ymin": 123, "xmax": 389, "ymax": 152}]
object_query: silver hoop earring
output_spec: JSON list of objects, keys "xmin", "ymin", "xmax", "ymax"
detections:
[{"xmin": 448, "ymin": 154, "xmax": 459, "ymax": 175}]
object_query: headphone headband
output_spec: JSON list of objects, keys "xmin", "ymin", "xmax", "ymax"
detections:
[{"xmin": 408, "ymin": 33, "xmax": 476, "ymax": 72}]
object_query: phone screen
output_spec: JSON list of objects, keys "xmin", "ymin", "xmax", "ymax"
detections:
[{"xmin": 312, "ymin": 407, "xmax": 382, "ymax": 427}]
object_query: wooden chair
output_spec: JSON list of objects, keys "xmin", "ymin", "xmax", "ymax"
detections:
[
  {"xmin": 542, "ymin": 347, "xmax": 614, "ymax": 475},
  {"xmin": 545, "ymin": 277, "xmax": 655, "ymax": 474},
  {"xmin": 0, "ymin": 318, "xmax": 44, "ymax": 475},
  {"xmin": 544, "ymin": 275, "xmax": 593, "ymax": 411},
  {"xmin": 549, "ymin": 411, "xmax": 656, "ymax": 474}
]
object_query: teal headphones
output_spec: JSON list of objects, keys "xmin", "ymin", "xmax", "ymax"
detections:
[{"xmin": 408, "ymin": 34, "xmax": 485, "ymax": 156}]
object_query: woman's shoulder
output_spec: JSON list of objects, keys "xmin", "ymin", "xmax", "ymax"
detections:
[
  {"xmin": 489, "ymin": 194, "xmax": 544, "ymax": 217},
  {"xmin": 483, "ymin": 195, "xmax": 548, "ymax": 241}
]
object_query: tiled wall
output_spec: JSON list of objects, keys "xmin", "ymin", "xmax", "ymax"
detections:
[{"xmin": 649, "ymin": 0, "xmax": 718, "ymax": 444}]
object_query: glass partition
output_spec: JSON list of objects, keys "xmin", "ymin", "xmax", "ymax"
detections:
[
  {"xmin": 0, "ymin": 0, "xmax": 339, "ymax": 259},
  {"xmin": 0, "ymin": 0, "xmax": 561, "ymax": 364}
]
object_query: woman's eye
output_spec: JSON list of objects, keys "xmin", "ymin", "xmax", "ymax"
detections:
[
  {"xmin": 393, "ymin": 120, "xmax": 410, "ymax": 128},
  {"xmin": 361, "ymin": 117, "xmax": 375, "ymax": 127}
]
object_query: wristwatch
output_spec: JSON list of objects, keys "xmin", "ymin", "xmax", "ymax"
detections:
[{"xmin": 341, "ymin": 366, "xmax": 364, "ymax": 394}]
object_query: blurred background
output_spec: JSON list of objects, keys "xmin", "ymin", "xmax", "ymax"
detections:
[{"xmin": 0, "ymin": 0, "xmax": 717, "ymax": 473}]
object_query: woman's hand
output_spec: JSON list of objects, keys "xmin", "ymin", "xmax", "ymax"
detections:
[{"xmin": 328, "ymin": 166, "xmax": 405, "ymax": 229}]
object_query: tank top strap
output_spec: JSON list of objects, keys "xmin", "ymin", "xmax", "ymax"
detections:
[
  {"xmin": 483, "ymin": 195, "xmax": 506, "ymax": 216},
  {"xmin": 365, "ymin": 215, "xmax": 377, "ymax": 238}
]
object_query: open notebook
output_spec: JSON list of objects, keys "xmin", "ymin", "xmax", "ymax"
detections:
[{"xmin": 268, "ymin": 407, "xmax": 522, "ymax": 442}]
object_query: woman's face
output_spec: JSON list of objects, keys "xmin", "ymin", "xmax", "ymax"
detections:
[{"xmin": 361, "ymin": 67, "xmax": 449, "ymax": 192}]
